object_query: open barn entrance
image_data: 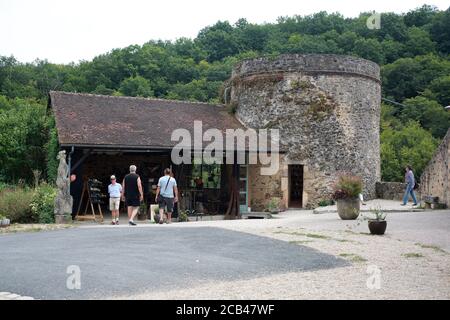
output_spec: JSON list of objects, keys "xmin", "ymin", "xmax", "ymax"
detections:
[
  {"xmin": 69, "ymin": 149, "xmax": 232, "ymax": 221},
  {"xmin": 289, "ymin": 164, "xmax": 303, "ymax": 208}
]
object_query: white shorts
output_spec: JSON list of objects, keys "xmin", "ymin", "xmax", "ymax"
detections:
[{"xmin": 109, "ymin": 198, "xmax": 120, "ymax": 211}]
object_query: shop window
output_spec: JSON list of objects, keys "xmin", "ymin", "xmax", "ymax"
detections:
[{"xmin": 190, "ymin": 159, "xmax": 221, "ymax": 189}]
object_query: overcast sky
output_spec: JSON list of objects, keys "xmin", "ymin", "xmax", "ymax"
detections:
[{"xmin": 0, "ymin": 0, "xmax": 448, "ymax": 64}]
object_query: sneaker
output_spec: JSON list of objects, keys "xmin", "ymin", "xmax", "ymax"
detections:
[
  {"xmin": 111, "ymin": 221, "xmax": 116, "ymax": 225},
  {"xmin": 400, "ymin": 203, "xmax": 406, "ymax": 206},
  {"xmin": 159, "ymin": 219, "xmax": 164, "ymax": 224},
  {"xmin": 129, "ymin": 221, "xmax": 137, "ymax": 226},
  {"xmin": 115, "ymin": 220, "xmax": 119, "ymax": 225}
]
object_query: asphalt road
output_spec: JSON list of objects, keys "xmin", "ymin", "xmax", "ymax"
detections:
[{"xmin": 0, "ymin": 226, "xmax": 347, "ymax": 299}]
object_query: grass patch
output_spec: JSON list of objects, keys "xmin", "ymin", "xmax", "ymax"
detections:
[
  {"xmin": 275, "ymin": 230, "xmax": 358, "ymax": 243},
  {"xmin": 289, "ymin": 240, "xmax": 314, "ymax": 245},
  {"xmin": 274, "ymin": 230, "xmax": 331, "ymax": 239},
  {"xmin": 402, "ymin": 252, "xmax": 424, "ymax": 258},
  {"xmin": 338, "ymin": 253, "xmax": 367, "ymax": 263},
  {"xmin": 415, "ymin": 243, "xmax": 448, "ymax": 254},
  {"xmin": 336, "ymin": 239, "xmax": 354, "ymax": 243},
  {"xmin": 305, "ymin": 233, "xmax": 330, "ymax": 239},
  {"xmin": 0, "ymin": 224, "xmax": 73, "ymax": 235}
]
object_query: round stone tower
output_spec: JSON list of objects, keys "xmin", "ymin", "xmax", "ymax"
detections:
[{"xmin": 228, "ymin": 54, "xmax": 381, "ymax": 208}]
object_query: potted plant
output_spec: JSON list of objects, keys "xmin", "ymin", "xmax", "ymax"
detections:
[
  {"xmin": 267, "ymin": 197, "xmax": 281, "ymax": 214},
  {"xmin": 138, "ymin": 202, "xmax": 148, "ymax": 221},
  {"xmin": 178, "ymin": 210, "xmax": 189, "ymax": 222},
  {"xmin": 0, "ymin": 214, "xmax": 10, "ymax": 228},
  {"xmin": 332, "ymin": 175, "xmax": 363, "ymax": 220},
  {"xmin": 367, "ymin": 208, "xmax": 387, "ymax": 235},
  {"xmin": 153, "ymin": 205, "xmax": 162, "ymax": 223}
]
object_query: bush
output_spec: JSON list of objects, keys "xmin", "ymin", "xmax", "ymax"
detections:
[
  {"xmin": 318, "ymin": 199, "xmax": 334, "ymax": 207},
  {"xmin": 332, "ymin": 175, "xmax": 363, "ymax": 200},
  {"xmin": 266, "ymin": 197, "xmax": 281, "ymax": 212},
  {"xmin": 178, "ymin": 210, "xmax": 189, "ymax": 222},
  {"xmin": 0, "ymin": 187, "xmax": 34, "ymax": 222},
  {"xmin": 30, "ymin": 184, "xmax": 57, "ymax": 223}
]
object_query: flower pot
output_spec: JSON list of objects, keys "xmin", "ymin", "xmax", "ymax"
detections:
[
  {"xmin": 138, "ymin": 212, "xmax": 147, "ymax": 221},
  {"xmin": 336, "ymin": 198, "xmax": 360, "ymax": 220},
  {"xmin": 368, "ymin": 220, "xmax": 387, "ymax": 235}
]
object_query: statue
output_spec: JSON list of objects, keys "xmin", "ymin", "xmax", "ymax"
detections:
[{"xmin": 54, "ymin": 150, "xmax": 73, "ymax": 223}]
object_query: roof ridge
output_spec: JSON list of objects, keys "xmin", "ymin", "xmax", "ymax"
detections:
[{"xmin": 49, "ymin": 90, "xmax": 225, "ymax": 108}]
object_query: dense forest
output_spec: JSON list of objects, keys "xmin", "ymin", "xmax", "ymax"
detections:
[{"xmin": 0, "ymin": 5, "xmax": 449, "ymax": 184}]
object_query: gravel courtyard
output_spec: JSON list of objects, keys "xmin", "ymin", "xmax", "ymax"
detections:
[
  {"xmin": 1, "ymin": 209, "xmax": 449, "ymax": 300},
  {"xmin": 113, "ymin": 209, "xmax": 450, "ymax": 300}
]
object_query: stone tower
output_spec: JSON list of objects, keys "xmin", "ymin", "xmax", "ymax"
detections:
[{"xmin": 227, "ymin": 54, "xmax": 381, "ymax": 208}]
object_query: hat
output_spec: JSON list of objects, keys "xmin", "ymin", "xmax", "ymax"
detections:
[{"xmin": 110, "ymin": 175, "xmax": 116, "ymax": 180}]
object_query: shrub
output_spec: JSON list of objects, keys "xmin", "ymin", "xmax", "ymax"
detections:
[
  {"xmin": 332, "ymin": 175, "xmax": 363, "ymax": 200},
  {"xmin": 0, "ymin": 187, "xmax": 34, "ymax": 223},
  {"xmin": 178, "ymin": 210, "xmax": 189, "ymax": 222},
  {"xmin": 318, "ymin": 199, "xmax": 334, "ymax": 207},
  {"xmin": 266, "ymin": 197, "xmax": 281, "ymax": 212},
  {"xmin": 30, "ymin": 184, "xmax": 57, "ymax": 223}
]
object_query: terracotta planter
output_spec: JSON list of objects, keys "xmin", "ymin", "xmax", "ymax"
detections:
[
  {"xmin": 336, "ymin": 198, "xmax": 360, "ymax": 220},
  {"xmin": 368, "ymin": 220, "xmax": 387, "ymax": 235}
]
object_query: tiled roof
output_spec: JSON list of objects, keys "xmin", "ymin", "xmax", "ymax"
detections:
[{"xmin": 49, "ymin": 91, "xmax": 246, "ymax": 149}]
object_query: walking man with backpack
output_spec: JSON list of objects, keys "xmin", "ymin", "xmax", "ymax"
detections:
[{"xmin": 155, "ymin": 168, "xmax": 178, "ymax": 224}]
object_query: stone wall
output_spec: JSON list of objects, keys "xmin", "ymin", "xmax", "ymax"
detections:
[
  {"xmin": 248, "ymin": 154, "xmax": 288, "ymax": 211},
  {"xmin": 228, "ymin": 54, "xmax": 381, "ymax": 208},
  {"xmin": 420, "ymin": 128, "xmax": 450, "ymax": 207},
  {"xmin": 376, "ymin": 181, "xmax": 408, "ymax": 200}
]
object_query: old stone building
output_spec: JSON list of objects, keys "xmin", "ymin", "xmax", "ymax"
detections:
[
  {"xmin": 420, "ymin": 128, "xmax": 450, "ymax": 208},
  {"xmin": 226, "ymin": 54, "xmax": 381, "ymax": 209},
  {"xmin": 50, "ymin": 54, "xmax": 381, "ymax": 214}
]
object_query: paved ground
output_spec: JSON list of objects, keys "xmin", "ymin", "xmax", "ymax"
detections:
[
  {"xmin": 0, "ymin": 223, "xmax": 345, "ymax": 299},
  {"xmin": 1, "ymin": 209, "xmax": 449, "ymax": 299}
]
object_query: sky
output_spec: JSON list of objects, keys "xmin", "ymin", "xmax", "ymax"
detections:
[{"xmin": 0, "ymin": 0, "xmax": 448, "ymax": 64}]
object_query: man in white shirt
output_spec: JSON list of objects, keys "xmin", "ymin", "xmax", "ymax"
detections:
[
  {"xmin": 155, "ymin": 168, "xmax": 178, "ymax": 224},
  {"xmin": 108, "ymin": 175, "xmax": 122, "ymax": 225}
]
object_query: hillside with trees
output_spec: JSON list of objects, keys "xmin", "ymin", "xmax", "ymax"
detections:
[{"xmin": 0, "ymin": 4, "xmax": 449, "ymax": 184}]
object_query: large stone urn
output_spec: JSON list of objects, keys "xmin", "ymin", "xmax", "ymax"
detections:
[{"xmin": 336, "ymin": 198, "xmax": 360, "ymax": 220}]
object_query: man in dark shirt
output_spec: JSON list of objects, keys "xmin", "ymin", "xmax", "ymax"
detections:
[{"xmin": 121, "ymin": 165, "xmax": 143, "ymax": 226}]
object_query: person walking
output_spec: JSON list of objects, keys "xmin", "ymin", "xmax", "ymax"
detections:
[
  {"xmin": 108, "ymin": 175, "xmax": 122, "ymax": 225},
  {"xmin": 155, "ymin": 168, "xmax": 178, "ymax": 224},
  {"xmin": 401, "ymin": 165, "xmax": 418, "ymax": 206},
  {"xmin": 122, "ymin": 165, "xmax": 143, "ymax": 226}
]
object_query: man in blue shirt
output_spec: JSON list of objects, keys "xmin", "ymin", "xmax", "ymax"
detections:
[
  {"xmin": 108, "ymin": 175, "xmax": 122, "ymax": 225},
  {"xmin": 155, "ymin": 168, "xmax": 178, "ymax": 224}
]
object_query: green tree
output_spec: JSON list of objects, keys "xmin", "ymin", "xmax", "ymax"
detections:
[
  {"xmin": 404, "ymin": 4, "xmax": 438, "ymax": 27},
  {"xmin": 118, "ymin": 75, "xmax": 154, "ymax": 97},
  {"xmin": 197, "ymin": 21, "xmax": 239, "ymax": 61},
  {"xmin": 382, "ymin": 54, "xmax": 450, "ymax": 101},
  {"xmin": 404, "ymin": 27, "xmax": 436, "ymax": 57},
  {"xmin": 381, "ymin": 121, "xmax": 438, "ymax": 181},
  {"xmin": 429, "ymin": 8, "xmax": 450, "ymax": 53},
  {"xmin": 401, "ymin": 96, "xmax": 450, "ymax": 138},
  {"xmin": 0, "ymin": 96, "xmax": 49, "ymax": 182},
  {"xmin": 352, "ymin": 38, "xmax": 384, "ymax": 64},
  {"xmin": 426, "ymin": 75, "xmax": 450, "ymax": 106}
]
